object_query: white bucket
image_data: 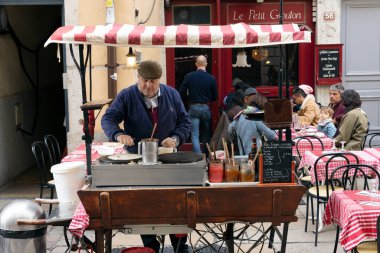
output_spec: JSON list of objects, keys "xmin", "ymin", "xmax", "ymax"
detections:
[{"xmin": 51, "ymin": 161, "xmax": 86, "ymax": 202}]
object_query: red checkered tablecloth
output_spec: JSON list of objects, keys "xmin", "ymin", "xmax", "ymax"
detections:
[
  {"xmin": 68, "ymin": 202, "xmax": 89, "ymax": 238},
  {"xmin": 61, "ymin": 142, "xmax": 123, "ymax": 237},
  {"xmin": 292, "ymin": 133, "xmax": 333, "ymax": 157},
  {"xmin": 298, "ymin": 150, "xmax": 380, "ymax": 184},
  {"xmin": 61, "ymin": 143, "xmax": 124, "ymax": 163},
  {"xmin": 323, "ymin": 190, "xmax": 380, "ymax": 251}
]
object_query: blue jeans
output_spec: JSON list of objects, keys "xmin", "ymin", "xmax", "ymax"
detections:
[{"xmin": 189, "ymin": 104, "xmax": 211, "ymax": 153}]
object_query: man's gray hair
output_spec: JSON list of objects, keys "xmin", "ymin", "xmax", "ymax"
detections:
[{"xmin": 329, "ymin": 84, "xmax": 345, "ymax": 94}]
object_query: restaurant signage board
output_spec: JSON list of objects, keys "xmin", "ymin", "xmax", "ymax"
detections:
[
  {"xmin": 261, "ymin": 141, "xmax": 293, "ymax": 184},
  {"xmin": 315, "ymin": 44, "xmax": 343, "ymax": 85},
  {"xmin": 227, "ymin": 3, "xmax": 306, "ymax": 24}
]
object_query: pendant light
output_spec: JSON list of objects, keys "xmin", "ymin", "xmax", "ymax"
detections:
[{"xmin": 126, "ymin": 47, "xmax": 137, "ymax": 69}]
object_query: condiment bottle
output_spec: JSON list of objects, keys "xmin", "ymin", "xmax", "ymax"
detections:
[{"xmin": 248, "ymin": 137, "xmax": 260, "ymax": 181}]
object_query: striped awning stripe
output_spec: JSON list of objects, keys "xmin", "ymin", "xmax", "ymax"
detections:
[{"xmin": 45, "ymin": 23, "xmax": 311, "ymax": 48}]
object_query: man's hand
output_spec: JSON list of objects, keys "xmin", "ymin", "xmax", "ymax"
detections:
[
  {"xmin": 161, "ymin": 137, "xmax": 177, "ymax": 148},
  {"xmin": 116, "ymin": 134, "xmax": 135, "ymax": 146}
]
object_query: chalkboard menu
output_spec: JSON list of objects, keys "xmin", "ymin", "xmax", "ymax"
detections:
[
  {"xmin": 261, "ymin": 141, "xmax": 293, "ymax": 183},
  {"xmin": 315, "ymin": 44, "xmax": 342, "ymax": 85},
  {"xmin": 318, "ymin": 49, "xmax": 339, "ymax": 78}
]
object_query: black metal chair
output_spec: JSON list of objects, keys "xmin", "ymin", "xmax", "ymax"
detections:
[
  {"xmin": 230, "ymin": 129, "xmax": 245, "ymax": 155},
  {"xmin": 44, "ymin": 134, "xmax": 62, "ymax": 165},
  {"xmin": 363, "ymin": 132, "xmax": 380, "ymax": 148},
  {"xmin": 305, "ymin": 152, "xmax": 359, "ymax": 246},
  {"xmin": 354, "ymin": 214, "xmax": 380, "ymax": 253},
  {"xmin": 31, "ymin": 141, "xmax": 55, "ymax": 214},
  {"xmin": 293, "ymin": 135, "xmax": 325, "ymax": 186},
  {"xmin": 331, "ymin": 164, "xmax": 380, "ymax": 253}
]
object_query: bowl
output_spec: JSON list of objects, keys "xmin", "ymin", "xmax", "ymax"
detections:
[{"xmin": 95, "ymin": 145, "xmax": 115, "ymax": 156}]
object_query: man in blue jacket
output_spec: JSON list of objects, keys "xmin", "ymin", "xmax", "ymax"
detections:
[
  {"xmin": 102, "ymin": 60, "xmax": 191, "ymax": 154},
  {"xmin": 101, "ymin": 60, "xmax": 191, "ymax": 252},
  {"xmin": 179, "ymin": 55, "xmax": 217, "ymax": 153}
]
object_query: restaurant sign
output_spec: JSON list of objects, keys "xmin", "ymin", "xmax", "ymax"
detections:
[{"xmin": 227, "ymin": 3, "xmax": 306, "ymax": 24}]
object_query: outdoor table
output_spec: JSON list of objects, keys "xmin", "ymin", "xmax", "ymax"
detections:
[
  {"xmin": 290, "ymin": 128, "xmax": 333, "ymax": 157},
  {"xmin": 61, "ymin": 142, "xmax": 124, "ymax": 163},
  {"xmin": 298, "ymin": 150, "xmax": 379, "ymax": 184},
  {"xmin": 364, "ymin": 147, "xmax": 380, "ymax": 166},
  {"xmin": 323, "ymin": 190, "xmax": 380, "ymax": 251}
]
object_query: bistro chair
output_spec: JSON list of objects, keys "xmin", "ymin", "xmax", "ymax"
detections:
[
  {"xmin": 293, "ymin": 135, "xmax": 324, "ymax": 186},
  {"xmin": 363, "ymin": 132, "xmax": 380, "ymax": 149},
  {"xmin": 354, "ymin": 214, "xmax": 380, "ymax": 253},
  {"xmin": 44, "ymin": 134, "xmax": 62, "ymax": 165},
  {"xmin": 331, "ymin": 164, "xmax": 380, "ymax": 253},
  {"xmin": 305, "ymin": 152, "xmax": 359, "ymax": 246},
  {"xmin": 31, "ymin": 141, "xmax": 55, "ymax": 215}
]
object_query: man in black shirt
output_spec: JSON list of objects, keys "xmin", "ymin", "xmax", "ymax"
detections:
[{"xmin": 179, "ymin": 55, "xmax": 218, "ymax": 153}]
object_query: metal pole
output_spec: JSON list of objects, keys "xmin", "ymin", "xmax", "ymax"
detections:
[
  {"xmin": 78, "ymin": 45, "xmax": 92, "ymax": 175},
  {"xmin": 278, "ymin": 0, "xmax": 284, "ymax": 99}
]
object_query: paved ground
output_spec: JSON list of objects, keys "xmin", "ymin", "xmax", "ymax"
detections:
[{"xmin": 0, "ymin": 168, "xmax": 344, "ymax": 253}]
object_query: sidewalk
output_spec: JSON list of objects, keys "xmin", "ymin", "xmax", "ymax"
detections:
[{"xmin": 0, "ymin": 168, "xmax": 344, "ymax": 253}]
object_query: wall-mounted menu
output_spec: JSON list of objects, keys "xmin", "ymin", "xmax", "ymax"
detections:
[
  {"xmin": 261, "ymin": 141, "xmax": 292, "ymax": 183},
  {"xmin": 315, "ymin": 44, "xmax": 342, "ymax": 85},
  {"xmin": 319, "ymin": 49, "xmax": 339, "ymax": 78}
]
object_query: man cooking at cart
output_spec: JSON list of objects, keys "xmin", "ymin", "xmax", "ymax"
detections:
[{"xmin": 101, "ymin": 60, "xmax": 191, "ymax": 253}]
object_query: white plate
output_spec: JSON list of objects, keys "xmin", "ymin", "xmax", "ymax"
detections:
[
  {"xmin": 102, "ymin": 142, "xmax": 124, "ymax": 148},
  {"xmin": 108, "ymin": 154, "xmax": 142, "ymax": 161}
]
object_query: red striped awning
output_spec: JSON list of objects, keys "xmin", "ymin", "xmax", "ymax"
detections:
[{"xmin": 45, "ymin": 23, "xmax": 310, "ymax": 48}]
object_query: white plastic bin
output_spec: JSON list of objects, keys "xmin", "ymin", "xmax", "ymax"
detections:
[{"xmin": 50, "ymin": 161, "xmax": 86, "ymax": 202}]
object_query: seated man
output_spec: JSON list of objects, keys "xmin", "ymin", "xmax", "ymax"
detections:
[
  {"xmin": 228, "ymin": 87, "xmax": 277, "ymax": 155},
  {"xmin": 328, "ymin": 83, "xmax": 345, "ymax": 127},
  {"xmin": 292, "ymin": 87, "xmax": 320, "ymax": 126}
]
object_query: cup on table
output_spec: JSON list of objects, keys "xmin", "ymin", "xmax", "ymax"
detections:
[
  {"xmin": 208, "ymin": 159, "xmax": 224, "ymax": 183},
  {"xmin": 368, "ymin": 178, "xmax": 379, "ymax": 197}
]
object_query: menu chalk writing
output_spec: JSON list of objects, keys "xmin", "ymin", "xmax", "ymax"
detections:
[
  {"xmin": 262, "ymin": 141, "xmax": 292, "ymax": 183},
  {"xmin": 318, "ymin": 49, "xmax": 339, "ymax": 79}
]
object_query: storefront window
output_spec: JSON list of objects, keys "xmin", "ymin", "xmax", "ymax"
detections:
[
  {"xmin": 231, "ymin": 44, "xmax": 298, "ymax": 87},
  {"xmin": 173, "ymin": 5, "xmax": 211, "ymax": 25}
]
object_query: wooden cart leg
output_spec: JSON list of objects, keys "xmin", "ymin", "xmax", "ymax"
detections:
[
  {"xmin": 96, "ymin": 229, "xmax": 105, "ymax": 253},
  {"xmin": 105, "ymin": 229, "xmax": 112, "ymax": 253}
]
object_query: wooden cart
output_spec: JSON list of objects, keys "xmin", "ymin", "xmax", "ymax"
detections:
[{"xmin": 78, "ymin": 184, "xmax": 305, "ymax": 253}]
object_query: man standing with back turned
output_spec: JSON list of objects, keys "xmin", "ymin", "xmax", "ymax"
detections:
[{"xmin": 179, "ymin": 55, "xmax": 218, "ymax": 153}]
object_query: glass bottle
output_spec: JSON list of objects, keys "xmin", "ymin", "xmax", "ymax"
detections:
[
  {"xmin": 248, "ymin": 137, "xmax": 259, "ymax": 181},
  {"xmin": 248, "ymin": 137, "xmax": 257, "ymax": 162}
]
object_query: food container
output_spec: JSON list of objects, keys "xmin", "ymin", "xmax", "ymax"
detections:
[
  {"xmin": 208, "ymin": 159, "xmax": 224, "ymax": 183},
  {"xmin": 239, "ymin": 161, "xmax": 254, "ymax": 182},
  {"xmin": 224, "ymin": 161, "xmax": 239, "ymax": 182}
]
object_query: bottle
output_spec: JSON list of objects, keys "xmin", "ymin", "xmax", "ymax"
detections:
[
  {"xmin": 248, "ymin": 137, "xmax": 257, "ymax": 162},
  {"xmin": 248, "ymin": 137, "xmax": 257, "ymax": 181}
]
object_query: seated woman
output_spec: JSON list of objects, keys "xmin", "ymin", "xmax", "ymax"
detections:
[
  {"xmin": 334, "ymin": 89, "xmax": 368, "ymax": 150},
  {"xmin": 228, "ymin": 88, "xmax": 277, "ymax": 155}
]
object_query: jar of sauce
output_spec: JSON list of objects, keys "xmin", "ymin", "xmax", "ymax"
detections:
[
  {"xmin": 225, "ymin": 161, "xmax": 239, "ymax": 182},
  {"xmin": 208, "ymin": 159, "xmax": 224, "ymax": 183},
  {"xmin": 239, "ymin": 160, "xmax": 254, "ymax": 182}
]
